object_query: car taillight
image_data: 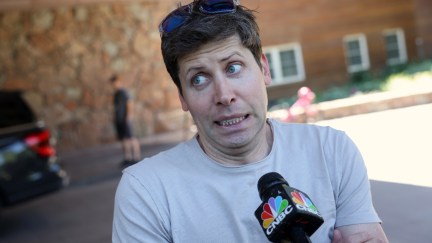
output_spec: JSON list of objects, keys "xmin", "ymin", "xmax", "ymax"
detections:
[{"xmin": 25, "ymin": 130, "xmax": 56, "ymax": 157}]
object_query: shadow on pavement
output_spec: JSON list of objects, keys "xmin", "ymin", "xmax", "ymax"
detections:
[
  {"xmin": 370, "ymin": 180, "xmax": 432, "ymax": 243},
  {"xmin": 60, "ymin": 143, "xmax": 178, "ymax": 188}
]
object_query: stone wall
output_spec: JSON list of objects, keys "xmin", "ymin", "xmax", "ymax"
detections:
[{"xmin": 0, "ymin": 0, "xmax": 191, "ymax": 152}]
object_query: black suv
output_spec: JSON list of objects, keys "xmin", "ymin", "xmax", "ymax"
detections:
[{"xmin": 0, "ymin": 90, "xmax": 68, "ymax": 209}]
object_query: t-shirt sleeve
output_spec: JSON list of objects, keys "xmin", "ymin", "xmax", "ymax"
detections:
[
  {"xmin": 112, "ymin": 171, "xmax": 171, "ymax": 243},
  {"xmin": 332, "ymin": 131, "xmax": 381, "ymax": 227}
]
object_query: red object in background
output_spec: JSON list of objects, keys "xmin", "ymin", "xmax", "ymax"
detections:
[
  {"xmin": 291, "ymin": 87, "xmax": 316, "ymax": 111},
  {"xmin": 25, "ymin": 130, "xmax": 56, "ymax": 157},
  {"xmin": 274, "ymin": 86, "xmax": 317, "ymax": 122}
]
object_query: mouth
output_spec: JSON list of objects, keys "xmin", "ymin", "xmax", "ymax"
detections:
[{"xmin": 215, "ymin": 115, "xmax": 249, "ymax": 127}]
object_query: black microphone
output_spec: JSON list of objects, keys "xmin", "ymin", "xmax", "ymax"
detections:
[{"xmin": 255, "ymin": 172, "xmax": 324, "ymax": 243}]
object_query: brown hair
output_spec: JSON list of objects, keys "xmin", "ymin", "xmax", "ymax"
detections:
[{"xmin": 161, "ymin": 1, "xmax": 262, "ymax": 95}]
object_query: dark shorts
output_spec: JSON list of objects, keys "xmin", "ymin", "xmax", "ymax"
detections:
[{"xmin": 115, "ymin": 121, "xmax": 133, "ymax": 140}]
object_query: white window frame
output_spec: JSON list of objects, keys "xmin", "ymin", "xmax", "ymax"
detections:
[
  {"xmin": 343, "ymin": 34, "xmax": 370, "ymax": 73},
  {"xmin": 263, "ymin": 43, "xmax": 305, "ymax": 86},
  {"xmin": 383, "ymin": 28, "xmax": 407, "ymax": 65}
]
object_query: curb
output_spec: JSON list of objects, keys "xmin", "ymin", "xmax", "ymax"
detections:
[
  {"xmin": 269, "ymin": 87, "xmax": 432, "ymax": 123},
  {"xmin": 315, "ymin": 87, "xmax": 432, "ymax": 120}
]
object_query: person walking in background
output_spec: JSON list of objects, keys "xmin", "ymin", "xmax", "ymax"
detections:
[{"xmin": 110, "ymin": 74, "xmax": 141, "ymax": 167}]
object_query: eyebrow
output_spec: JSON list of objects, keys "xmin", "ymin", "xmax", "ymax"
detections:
[
  {"xmin": 184, "ymin": 51, "xmax": 244, "ymax": 77},
  {"xmin": 221, "ymin": 51, "xmax": 243, "ymax": 63}
]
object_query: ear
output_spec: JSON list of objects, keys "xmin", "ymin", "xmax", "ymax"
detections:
[
  {"xmin": 260, "ymin": 54, "xmax": 272, "ymax": 86},
  {"xmin": 178, "ymin": 89, "xmax": 189, "ymax": 111}
]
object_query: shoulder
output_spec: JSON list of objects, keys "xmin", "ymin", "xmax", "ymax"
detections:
[
  {"xmin": 270, "ymin": 118, "xmax": 339, "ymax": 131},
  {"xmin": 115, "ymin": 140, "xmax": 197, "ymax": 212},
  {"xmin": 270, "ymin": 118, "xmax": 347, "ymax": 143},
  {"xmin": 121, "ymin": 139, "xmax": 200, "ymax": 186}
]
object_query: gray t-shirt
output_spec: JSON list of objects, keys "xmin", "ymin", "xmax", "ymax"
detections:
[{"xmin": 113, "ymin": 119, "xmax": 380, "ymax": 243}]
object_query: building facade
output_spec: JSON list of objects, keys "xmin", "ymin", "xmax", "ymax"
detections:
[{"xmin": 251, "ymin": 0, "xmax": 431, "ymax": 101}]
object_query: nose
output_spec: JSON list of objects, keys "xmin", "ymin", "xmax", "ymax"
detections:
[{"xmin": 214, "ymin": 77, "xmax": 236, "ymax": 106}]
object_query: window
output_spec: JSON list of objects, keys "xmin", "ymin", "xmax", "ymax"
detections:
[
  {"xmin": 0, "ymin": 91, "xmax": 36, "ymax": 128},
  {"xmin": 263, "ymin": 43, "xmax": 305, "ymax": 85},
  {"xmin": 343, "ymin": 34, "xmax": 370, "ymax": 73},
  {"xmin": 383, "ymin": 29, "xmax": 407, "ymax": 65}
]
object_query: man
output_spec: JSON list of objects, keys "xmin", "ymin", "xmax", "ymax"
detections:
[
  {"xmin": 113, "ymin": 1, "xmax": 388, "ymax": 242},
  {"xmin": 110, "ymin": 74, "xmax": 141, "ymax": 166}
]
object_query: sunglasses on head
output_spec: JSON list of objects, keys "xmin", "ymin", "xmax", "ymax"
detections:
[{"xmin": 159, "ymin": 0, "xmax": 240, "ymax": 37}]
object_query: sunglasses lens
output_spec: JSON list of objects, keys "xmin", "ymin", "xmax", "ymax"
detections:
[
  {"xmin": 161, "ymin": 14, "xmax": 188, "ymax": 34},
  {"xmin": 160, "ymin": 5, "xmax": 192, "ymax": 35},
  {"xmin": 200, "ymin": 0, "xmax": 236, "ymax": 13}
]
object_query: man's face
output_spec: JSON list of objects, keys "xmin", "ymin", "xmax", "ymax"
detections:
[
  {"xmin": 178, "ymin": 35, "xmax": 272, "ymax": 154},
  {"xmin": 112, "ymin": 79, "xmax": 122, "ymax": 90}
]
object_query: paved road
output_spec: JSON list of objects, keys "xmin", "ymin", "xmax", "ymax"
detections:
[
  {"xmin": 0, "ymin": 104, "xmax": 431, "ymax": 242},
  {"xmin": 0, "ymin": 143, "xmax": 177, "ymax": 243}
]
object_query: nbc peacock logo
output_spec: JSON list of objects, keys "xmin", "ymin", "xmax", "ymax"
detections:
[
  {"xmin": 291, "ymin": 190, "xmax": 320, "ymax": 215},
  {"xmin": 260, "ymin": 196, "xmax": 293, "ymax": 234}
]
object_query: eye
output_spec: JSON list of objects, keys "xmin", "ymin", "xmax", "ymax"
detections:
[
  {"xmin": 227, "ymin": 63, "xmax": 242, "ymax": 75},
  {"xmin": 191, "ymin": 74, "xmax": 209, "ymax": 87}
]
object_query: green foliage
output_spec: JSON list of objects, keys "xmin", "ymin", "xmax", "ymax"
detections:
[
  {"xmin": 268, "ymin": 96, "xmax": 297, "ymax": 111},
  {"xmin": 314, "ymin": 86, "xmax": 352, "ymax": 102},
  {"xmin": 350, "ymin": 71, "xmax": 374, "ymax": 84},
  {"xmin": 402, "ymin": 60, "xmax": 432, "ymax": 74}
]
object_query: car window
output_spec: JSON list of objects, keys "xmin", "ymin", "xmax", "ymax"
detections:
[{"xmin": 0, "ymin": 92, "xmax": 36, "ymax": 128}]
